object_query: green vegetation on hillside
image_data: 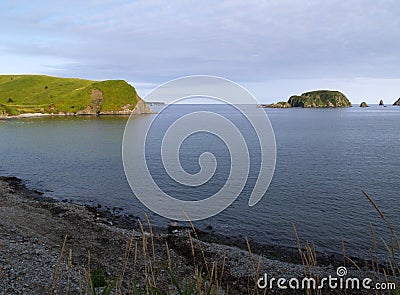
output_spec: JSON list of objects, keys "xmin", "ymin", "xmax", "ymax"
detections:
[
  {"xmin": 0, "ymin": 75, "xmax": 140, "ymax": 115},
  {"xmin": 288, "ymin": 90, "xmax": 351, "ymax": 108}
]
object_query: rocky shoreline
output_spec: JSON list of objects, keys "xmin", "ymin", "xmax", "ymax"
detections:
[
  {"xmin": 0, "ymin": 111, "xmax": 153, "ymax": 120},
  {"xmin": 0, "ymin": 108, "xmax": 156, "ymax": 120},
  {"xmin": 0, "ymin": 176, "xmax": 391, "ymax": 294}
]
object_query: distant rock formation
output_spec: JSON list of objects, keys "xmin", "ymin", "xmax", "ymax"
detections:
[
  {"xmin": 393, "ymin": 98, "xmax": 400, "ymax": 106},
  {"xmin": 288, "ymin": 90, "xmax": 351, "ymax": 108},
  {"xmin": 268, "ymin": 101, "xmax": 292, "ymax": 108},
  {"xmin": 379, "ymin": 100, "xmax": 384, "ymax": 106},
  {"xmin": 360, "ymin": 102, "xmax": 368, "ymax": 107}
]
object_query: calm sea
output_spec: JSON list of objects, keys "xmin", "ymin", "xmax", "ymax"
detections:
[{"xmin": 1, "ymin": 104, "xmax": 399, "ymax": 258}]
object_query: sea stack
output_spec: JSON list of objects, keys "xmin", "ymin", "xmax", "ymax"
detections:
[
  {"xmin": 379, "ymin": 99, "xmax": 384, "ymax": 106},
  {"xmin": 360, "ymin": 102, "xmax": 368, "ymax": 107}
]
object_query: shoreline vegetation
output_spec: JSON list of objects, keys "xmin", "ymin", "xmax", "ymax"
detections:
[{"xmin": 0, "ymin": 176, "xmax": 398, "ymax": 294}]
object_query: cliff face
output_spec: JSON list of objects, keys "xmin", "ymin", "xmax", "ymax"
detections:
[
  {"xmin": 0, "ymin": 75, "xmax": 151, "ymax": 116},
  {"xmin": 98, "ymin": 97, "xmax": 152, "ymax": 115},
  {"xmin": 288, "ymin": 90, "xmax": 351, "ymax": 108}
]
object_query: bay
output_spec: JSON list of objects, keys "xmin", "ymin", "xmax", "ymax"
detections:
[{"xmin": 1, "ymin": 104, "xmax": 399, "ymax": 258}]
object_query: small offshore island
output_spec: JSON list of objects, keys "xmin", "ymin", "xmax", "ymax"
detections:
[
  {"xmin": 0, "ymin": 75, "xmax": 151, "ymax": 118},
  {"xmin": 268, "ymin": 90, "xmax": 352, "ymax": 108},
  {"xmin": 266, "ymin": 90, "xmax": 400, "ymax": 108}
]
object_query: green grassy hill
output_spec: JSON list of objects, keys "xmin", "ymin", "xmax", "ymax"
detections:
[{"xmin": 0, "ymin": 75, "xmax": 142, "ymax": 115}]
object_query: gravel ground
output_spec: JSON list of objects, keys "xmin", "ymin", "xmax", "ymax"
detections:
[{"xmin": 0, "ymin": 176, "xmax": 396, "ymax": 294}]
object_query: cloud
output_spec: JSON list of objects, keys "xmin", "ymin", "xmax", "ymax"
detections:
[{"xmin": 0, "ymin": 0, "xmax": 399, "ymax": 94}]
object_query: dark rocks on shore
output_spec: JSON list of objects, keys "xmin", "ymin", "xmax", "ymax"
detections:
[
  {"xmin": 379, "ymin": 99, "xmax": 384, "ymax": 106},
  {"xmin": 168, "ymin": 222, "xmax": 180, "ymax": 234},
  {"xmin": 360, "ymin": 102, "xmax": 369, "ymax": 107},
  {"xmin": 394, "ymin": 98, "xmax": 400, "ymax": 106},
  {"xmin": 167, "ymin": 221, "xmax": 208, "ymax": 236}
]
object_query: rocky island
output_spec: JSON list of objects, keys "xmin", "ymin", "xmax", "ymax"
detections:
[
  {"xmin": 360, "ymin": 101, "xmax": 369, "ymax": 107},
  {"xmin": 267, "ymin": 101, "xmax": 292, "ymax": 108},
  {"xmin": 287, "ymin": 90, "xmax": 351, "ymax": 108},
  {"xmin": 394, "ymin": 98, "xmax": 400, "ymax": 106},
  {"xmin": 0, "ymin": 75, "xmax": 151, "ymax": 118}
]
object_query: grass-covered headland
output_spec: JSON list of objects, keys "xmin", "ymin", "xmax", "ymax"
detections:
[{"xmin": 0, "ymin": 75, "xmax": 149, "ymax": 116}]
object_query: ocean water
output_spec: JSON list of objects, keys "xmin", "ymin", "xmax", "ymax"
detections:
[{"xmin": 0, "ymin": 104, "xmax": 399, "ymax": 258}]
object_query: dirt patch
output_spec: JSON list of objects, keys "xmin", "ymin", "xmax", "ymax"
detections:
[{"xmin": 91, "ymin": 89, "xmax": 103, "ymax": 115}]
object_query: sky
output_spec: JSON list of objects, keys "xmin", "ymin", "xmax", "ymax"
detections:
[{"xmin": 0, "ymin": 0, "xmax": 399, "ymax": 104}]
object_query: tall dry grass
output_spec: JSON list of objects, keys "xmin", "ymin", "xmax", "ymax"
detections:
[
  {"xmin": 293, "ymin": 190, "xmax": 399, "ymax": 295},
  {"xmin": 47, "ymin": 190, "xmax": 399, "ymax": 294}
]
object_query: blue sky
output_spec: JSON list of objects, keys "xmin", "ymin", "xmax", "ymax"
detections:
[{"xmin": 0, "ymin": 0, "xmax": 399, "ymax": 103}]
